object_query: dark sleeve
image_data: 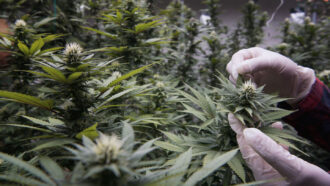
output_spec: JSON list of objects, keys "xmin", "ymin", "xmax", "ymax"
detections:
[{"xmin": 279, "ymin": 78, "xmax": 330, "ymax": 152}]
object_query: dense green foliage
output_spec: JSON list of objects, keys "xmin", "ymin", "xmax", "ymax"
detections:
[{"xmin": 0, "ymin": 0, "xmax": 329, "ymax": 185}]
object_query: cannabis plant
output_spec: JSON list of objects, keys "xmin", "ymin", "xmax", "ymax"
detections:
[
  {"xmin": 161, "ymin": 0, "xmax": 202, "ymax": 83},
  {"xmin": 241, "ymin": 0, "xmax": 268, "ymax": 48},
  {"xmin": 275, "ymin": 16, "xmax": 330, "ymax": 71},
  {"xmin": 83, "ymin": 0, "xmax": 165, "ymax": 70},
  {"xmin": 318, "ymin": 70, "xmax": 330, "ymax": 87},
  {"xmin": 202, "ymin": 0, "xmax": 226, "ymax": 32},
  {"xmin": 0, "ymin": 18, "xmax": 63, "ymax": 91},
  {"xmin": 296, "ymin": 0, "xmax": 330, "ymax": 19},
  {"xmin": 0, "ymin": 19, "xmax": 64, "ymax": 153},
  {"xmin": 227, "ymin": 23, "xmax": 242, "ymax": 57},
  {"xmin": 228, "ymin": 0, "xmax": 267, "ymax": 51},
  {"xmin": 154, "ymin": 75, "xmax": 308, "ymax": 185},
  {"xmin": 0, "ymin": 41, "xmax": 153, "ymax": 153},
  {"xmin": 0, "ymin": 124, "xmax": 158, "ymax": 186},
  {"xmin": 216, "ymin": 75, "xmax": 292, "ymax": 128},
  {"xmin": 198, "ymin": 0, "xmax": 229, "ymax": 85},
  {"xmin": 201, "ymin": 31, "xmax": 229, "ymax": 85},
  {"xmin": 67, "ymin": 124, "xmax": 158, "ymax": 185},
  {"xmin": 0, "ymin": 152, "xmax": 70, "ymax": 185}
]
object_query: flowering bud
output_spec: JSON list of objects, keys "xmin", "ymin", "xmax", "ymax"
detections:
[
  {"xmin": 156, "ymin": 81, "xmax": 165, "ymax": 88},
  {"xmin": 308, "ymin": 22, "xmax": 315, "ymax": 26},
  {"xmin": 64, "ymin": 43, "xmax": 83, "ymax": 57},
  {"xmin": 153, "ymin": 74, "xmax": 160, "ymax": 79},
  {"xmin": 278, "ymin": 43, "xmax": 288, "ymax": 49},
  {"xmin": 318, "ymin": 70, "xmax": 330, "ymax": 78},
  {"xmin": 92, "ymin": 134, "xmax": 122, "ymax": 162},
  {"xmin": 112, "ymin": 61, "xmax": 120, "ymax": 67},
  {"xmin": 210, "ymin": 31, "xmax": 217, "ymax": 38},
  {"xmin": 241, "ymin": 80, "xmax": 257, "ymax": 98},
  {"xmin": 70, "ymin": 133, "xmax": 123, "ymax": 165},
  {"xmin": 178, "ymin": 43, "xmax": 185, "ymax": 50},
  {"xmin": 15, "ymin": 19, "xmax": 26, "ymax": 28},
  {"xmin": 64, "ymin": 43, "xmax": 83, "ymax": 63},
  {"xmin": 112, "ymin": 71, "xmax": 122, "ymax": 79}
]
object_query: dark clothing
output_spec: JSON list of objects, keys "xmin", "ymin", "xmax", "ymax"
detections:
[{"xmin": 281, "ymin": 78, "xmax": 330, "ymax": 152}]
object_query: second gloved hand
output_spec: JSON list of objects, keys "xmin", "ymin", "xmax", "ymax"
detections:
[
  {"xmin": 228, "ymin": 113, "xmax": 330, "ymax": 186},
  {"xmin": 226, "ymin": 47, "xmax": 315, "ymax": 105}
]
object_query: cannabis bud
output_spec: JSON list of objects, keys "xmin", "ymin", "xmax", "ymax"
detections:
[
  {"xmin": 240, "ymin": 80, "xmax": 256, "ymax": 99},
  {"xmin": 178, "ymin": 43, "xmax": 185, "ymax": 51},
  {"xmin": 210, "ymin": 31, "xmax": 217, "ymax": 38},
  {"xmin": 64, "ymin": 42, "xmax": 83, "ymax": 64},
  {"xmin": 156, "ymin": 81, "xmax": 165, "ymax": 88},
  {"xmin": 248, "ymin": 0, "xmax": 255, "ymax": 5},
  {"xmin": 92, "ymin": 134, "xmax": 122, "ymax": 163},
  {"xmin": 153, "ymin": 74, "xmax": 160, "ymax": 79},
  {"xmin": 112, "ymin": 71, "xmax": 122, "ymax": 79},
  {"xmin": 218, "ymin": 74, "xmax": 292, "ymax": 128},
  {"xmin": 318, "ymin": 70, "xmax": 330, "ymax": 78},
  {"xmin": 64, "ymin": 42, "xmax": 83, "ymax": 56},
  {"xmin": 278, "ymin": 43, "xmax": 289, "ymax": 49},
  {"xmin": 68, "ymin": 133, "xmax": 123, "ymax": 165},
  {"xmin": 14, "ymin": 19, "xmax": 27, "ymax": 28}
]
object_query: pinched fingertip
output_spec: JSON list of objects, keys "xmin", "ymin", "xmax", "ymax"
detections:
[
  {"xmin": 226, "ymin": 60, "xmax": 233, "ymax": 74},
  {"xmin": 229, "ymin": 75, "xmax": 237, "ymax": 85},
  {"xmin": 243, "ymin": 128, "xmax": 305, "ymax": 179},
  {"xmin": 271, "ymin": 122, "xmax": 283, "ymax": 130},
  {"xmin": 228, "ymin": 113, "xmax": 245, "ymax": 134}
]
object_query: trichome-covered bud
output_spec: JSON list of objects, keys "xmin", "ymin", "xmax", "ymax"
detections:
[
  {"xmin": 210, "ymin": 31, "xmax": 217, "ymax": 38},
  {"xmin": 14, "ymin": 19, "xmax": 27, "ymax": 28},
  {"xmin": 112, "ymin": 61, "xmax": 120, "ymax": 67},
  {"xmin": 92, "ymin": 133, "xmax": 122, "ymax": 163},
  {"xmin": 156, "ymin": 81, "xmax": 165, "ymax": 88},
  {"xmin": 248, "ymin": 0, "xmax": 254, "ymax": 5},
  {"xmin": 240, "ymin": 80, "xmax": 256, "ymax": 99},
  {"xmin": 278, "ymin": 42, "xmax": 289, "ymax": 50},
  {"xmin": 64, "ymin": 43, "xmax": 83, "ymax": 64},
  {"xmin": 304, "ymin": 16, "xmax": 311, "ymax": 23},
  {"xmin": 64, "ymin": 42, "xmax": 83, "ymax": 57},
  {"xmin": 153, "ymin": 74, "xmax": 160, "ymax": 79},
  {"xmin": 112, "ymin": 71, "xmax": 122, "ymax": 79},
  {"xmin": 70, "ymin": 133, "xmax": 123, "ymax": 165}
]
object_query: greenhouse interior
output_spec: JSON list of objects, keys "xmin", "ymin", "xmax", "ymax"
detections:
[{"xmin": 0, "ymin": 0, "xmax": 329, "ymax": 185}]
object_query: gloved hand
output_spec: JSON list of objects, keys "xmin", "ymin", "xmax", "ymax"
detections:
[
  {"xmin": 228, "ymin": 113, "xmax": 330, "ymax": 186},
  {"xmin": 226, "ymin": 47, "xmax": 315, "ymax": 105}
]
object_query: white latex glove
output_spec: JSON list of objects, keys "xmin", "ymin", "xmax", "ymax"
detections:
[
  {"xmin": 228, "ymin": 113, "xmax": 330, "ymax": 186},
  {"xmin": 226, "ymin": 47, "xmax": 315, "ymax": 105}
]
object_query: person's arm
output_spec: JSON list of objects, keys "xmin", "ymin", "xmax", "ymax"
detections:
[
  {"xmin": 226, "ymin": 47, "xmax": 330, "ymax": 151},
  {"xmin": 279, "ymin": 78, "xmax": 330, "ymax": 151},
  {"xmin": 228, "ymin": 114, "xmax": 330, "ymax": 186}
]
